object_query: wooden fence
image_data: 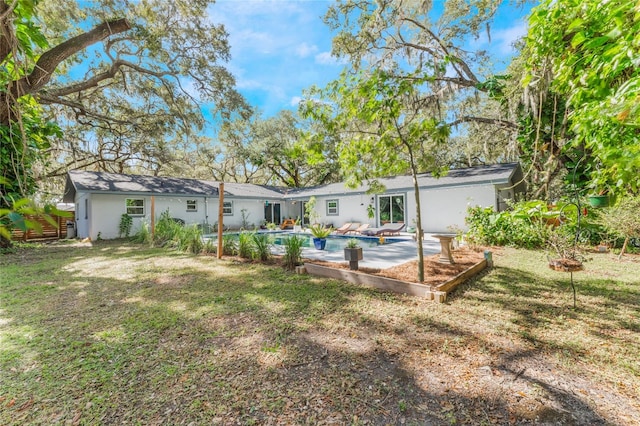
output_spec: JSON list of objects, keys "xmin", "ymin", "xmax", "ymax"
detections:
[{"xmin": 11, "ymin": 213, "xmax": 75, "ymax": 242}]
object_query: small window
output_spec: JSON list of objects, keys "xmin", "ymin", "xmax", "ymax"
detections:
[
  {"xmin": 126, "ymin": 198, "xmax": 145, "ymax": 216},
  {"xmin": 326, "ymin": 199, "xmax": 339, "ymax": 216},
  {"xmin": 223, "ymin": 201, "xmax": 233, "ymax": 216},
  {"xmin": 186, "ymin": 200, "xmax": 197, "ymax": 212}
]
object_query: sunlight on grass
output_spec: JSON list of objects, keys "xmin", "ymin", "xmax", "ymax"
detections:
[
  {"xmin": 92, "ymin": 326, "xmax": 126, "ymax": 344},
  {"xmin": 1, "ymin": 241, "xmax": 639, "ymax": 424},
  {"xmin": 242, "ymin": 293, "xmax": 288, "ymax": 315}
]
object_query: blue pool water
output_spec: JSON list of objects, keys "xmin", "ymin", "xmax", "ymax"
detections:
[{"xmin": 211, "ymin": 231, "xmax": 401, "ymax": 252}]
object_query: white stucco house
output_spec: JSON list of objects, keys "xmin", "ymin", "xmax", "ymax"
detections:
[{"xmin": 63, "ymin": 163, "xmax": 525, "ymax": 240}]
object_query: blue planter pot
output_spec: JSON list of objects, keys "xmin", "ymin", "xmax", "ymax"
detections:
[{"xmin": 313, "ymin": 237, "xmax": 327, "ymax": 250}]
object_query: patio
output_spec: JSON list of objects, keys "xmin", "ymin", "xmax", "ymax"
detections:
[{"xmin": 271, "ymin": 232, "xmax": 444, "ymax": 269}]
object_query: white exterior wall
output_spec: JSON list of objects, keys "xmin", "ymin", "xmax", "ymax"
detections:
[
  {"xmin": 419, "ymin": 183, "xmax": 496, "ymax": 233},
  {"xmin": 210, "ymin": 198, "xmax": 265, "ymax": 229},
  {"xmin": 312, "ymin": 194, "xmax": 376, "ymax": 227},
  {"xmin": 75, "ymin": 181, "xmax": 504, "ymax": 239},
  {"xmin": 86, "ymin": 193, "xmax": 213, "ymax": 240}
]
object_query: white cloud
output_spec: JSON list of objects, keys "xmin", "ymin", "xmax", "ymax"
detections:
[
  {"xmin": 296, "ymin": 42, "xmax": 318, "ymax": 58},
  {"xmin": 315, "ymin": 51, "xmax": 347, "ymax": 66},
  {"xmin": 469, "ymin": 21, "xmax": 528, "ymax": 56},
  {"xmin": 492, "ymin": 22, "xmax": 528, "ymax": 55},
  {"xmin": 289, "ymin": 96, "xmax": 302, "ymax": 106}
]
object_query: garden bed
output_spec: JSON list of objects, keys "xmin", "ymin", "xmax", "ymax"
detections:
[{"xmin": 304, "ymin": 247, "xmax": 487, "ymax": 302}]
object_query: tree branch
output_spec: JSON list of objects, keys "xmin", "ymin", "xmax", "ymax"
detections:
[
  {"xmin": 0, "ymin": 18, "xmax": 131, "ymax": 124},
  {"xmin": 0, "ymin": 1, "xmax": 17, "ymax": 64},
  {"xmin": 449, "ymin": 116, "xmax": 518, "ymax": 130}
]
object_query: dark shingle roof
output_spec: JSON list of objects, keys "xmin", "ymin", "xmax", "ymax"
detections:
[
  {"xmin": 64, "ymin": 170, "xmax": 286, "ymax": 202},
  {"xmin": 63, "ymin": 163, "xmax": 523, "ymax": 202},
  {"xmin": 287, "ymin": 163, "xmax": 522, "ymax": 198},
  {"xmin": 215, "ymin": 182, "xmax": 289, "ymax": 199},
  {"xmin": 64, "ymin": 170, "xmax": 219, "ymax": 202}
]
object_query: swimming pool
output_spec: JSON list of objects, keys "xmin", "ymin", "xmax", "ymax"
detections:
[{"xmin": 209, "ymin": 231, "xmax": 401, "ymax": 252}]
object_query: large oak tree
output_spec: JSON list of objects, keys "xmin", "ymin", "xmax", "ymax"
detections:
[{"xmin": 1, "ymin": 0, "xmax": 249, "ymax": 204}]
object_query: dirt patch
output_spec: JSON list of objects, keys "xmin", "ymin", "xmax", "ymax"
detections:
[{"xmin": 307, "ymin": 246, "xmax": 486, "ymax": 285}]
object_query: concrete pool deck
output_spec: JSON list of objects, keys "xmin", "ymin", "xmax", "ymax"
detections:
[{"xmin": 271, "ymin": 233, "xmax": 444, "ymax": 269}]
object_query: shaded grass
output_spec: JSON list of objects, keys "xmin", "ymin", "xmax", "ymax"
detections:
[{"xmin": 0, "ymin": 241, "xmax": 639, "ymax": 424}]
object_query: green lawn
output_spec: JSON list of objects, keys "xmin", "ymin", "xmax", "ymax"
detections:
[{"xmin": 1, "ymin": 241, "xmax": 639, "ymax": 425}]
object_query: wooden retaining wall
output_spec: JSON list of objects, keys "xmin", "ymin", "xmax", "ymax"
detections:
[{"xmin": 303, "ymin": 259, "xmax": 488, "ymax": 303}]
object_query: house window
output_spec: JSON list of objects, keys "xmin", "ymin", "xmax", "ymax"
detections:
[
  {"xmin": 223, "ymin": 201, "xmax": 233, "ymax": 216},
  {"xmin": 326, "ymin": 199, "xmax": 339, "ymax": 216},
  {"xmin": 186, "ymin": 200, "xmax": 197, "ymax": 212},
  {"xmin": 378, "ymin": 194, "xmax": 405, "ymax": 224},
  {"xmin": 126, "ymin": 198, "xmax": 145, "ymax": 216}
]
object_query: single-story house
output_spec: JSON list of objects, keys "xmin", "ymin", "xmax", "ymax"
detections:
[{"xmin": 63, "ymin": 163, "xmax": 525, "ymax": 240}]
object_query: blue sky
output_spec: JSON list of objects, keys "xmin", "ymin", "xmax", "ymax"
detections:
[{"xmin": 209, "ymin": 0, "xmax": 534, "ymax": 118}]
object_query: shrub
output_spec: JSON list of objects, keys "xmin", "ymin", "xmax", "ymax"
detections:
[
  {"xmin": 465, "ymin": 201, "xmax": 552, "ymax": 248},
  {"xmin": 133, "ymin": 221, "xmax": 152, "ymax": 244},
  {"xmin": 252, "ymin": 233, "xmax": 272, "ymax": 261},
  {"xmin": 154, "ymin": 210, "xmax": 183, "ymax": 247},
  {"xmin": 595, "ymin": 194, "xmax": 640, "ymax": 257},
  {"xmin": 222, "ymin": 235, "xmax": 238, "ymax": 256},
  {"xmin": 282, "ymin": 234, "xmax": 304, "ymax": 270},
  {"xmin": 119, "ymin": 213, "xmax": 132, "ymax": 238},
  {"xmin": 238, "ymin": 231, "xmax": 255, "ymax": 259},
  {"xmin": 176, "ymin": 225, "xmax": 203, "ymax": 254},
  {"xmin": 202, "ymin": 238, "xmax": 217, "ymax": 255}
]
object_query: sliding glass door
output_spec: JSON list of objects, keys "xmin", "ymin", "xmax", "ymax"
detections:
[
  {"xmin": 378, "ymin": 194, "xmax": 405, "ymax": 225},
  {"xmin": 264, "ymin": 202, "xmax": 281, "ymax": 225}
]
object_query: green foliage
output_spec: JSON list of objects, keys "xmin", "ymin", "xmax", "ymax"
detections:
[
  {"xmin": 304, "ymin": 196, "xmax": 319, "ymax": 224},
  {"xmin": 282, "ymin": 234, "xmax": 304, "ymax": 270},
  {"xmin": 525, "ymin": 0, "xmax": 640, "ymax": 194},
  {"xmin": 222, "ymin": 234, "xmax": 238, "ymax": 256},
  {"xmin": 346, "ymin": 238, "xmax": 360, "ymax": 249},
  {"xmin": 366, "ymin": 204, "xmax": 375, "ymax": 220},
  {"xmin": 175, "ymin": 225, "xmax": 204, "ymax": 255},
  {"xmin": 596, "ymin": 195, "xmax": 640, "ymax": 256},
  {"xmin": 266, "ymin": 222, "xmax": 278, "ymax": 231},
  {"xmin": 252, "ymin": 233, "xmax": 272, "ymax": 261},
  {"xmin": 303, "ymin": 67, "xmax": 450, "ymax": 283},
  {"xmin": 0, "ymin": 193, "xmax": 70, "ymax": 245},
  {"xmin": 216, "ymin": 110, "xmax": 341, "ymax": 187},
  {"xmin": 0, "ymin": 2, "xmax": 60, "ymax": 205},
  {"xmin": 0, "ymin": 98, "xmax": 62, "ymax": 205},
  {"xmin": 152, "ymin": 210, "xmax": 183, "ymax": 248},
  {"xmin": 119, "ymin": 214, "xmax": 133, "ymax": 238},
  {"xmin": 309, "ymin": 223, "xmax": 332, "ymax": 239},
  {"xmin": 202, "ymin": 238, "xmax": 217, "ymax": 255},
  {"xmin": 133, "ymin": 221, "xmax": 152, "ymax": 245},
  {"xmin": 465, "ymin": 201, "xmax": 555, "ymax": 248},
  {"xmin": 133, "ymin": 211, "xmax": 202, "ymax": 254},
  {"xmin": 237, "ymin": 231, "xmax": 255, "ymax": 259},
  {"xmin": 240, "ymin": 209, "xmax": 251, "ymax": 229}
]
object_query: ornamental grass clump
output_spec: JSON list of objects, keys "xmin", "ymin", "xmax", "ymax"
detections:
[
  {"xmin": 282, "ymin": 234, "xmax": 304, "ymax": 270},
  {"xmin": 222, "ymin": 235, "xmax": 238, "ymax": 256},
  {"xmin": 252, "ymin": 233, "xmax": 273, "ymax": 261},
  {"xmin": 176, "ymin": 225, "xmax": 203, "ymax": 254},
  {"xmin": 238, "ymin": 231, "xmax": 255, "ymax": 259}
]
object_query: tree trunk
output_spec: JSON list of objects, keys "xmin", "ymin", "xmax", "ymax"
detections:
[
  {"xmin": 405, "ymin": 143, "xmax": 425, "ymax": 282},
  {"xmin": 618, "ymin": 236, "xmax": 629, "ymax": 260},
  {"xmin": 412, "ymin": 171, "xmax": 425, "ymax": 283}
]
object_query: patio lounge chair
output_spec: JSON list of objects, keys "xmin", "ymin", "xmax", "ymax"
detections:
[
  {"xmin": 361, "ymin": 222, "xmax": 406, "ymax": 236},
  {"xmin": 334, "ymin": 222, "xmax": 357, "ymax": 235},
  {"xmin": 348, "ymin": 223, "xmax": 370, "ymax": 234}
]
